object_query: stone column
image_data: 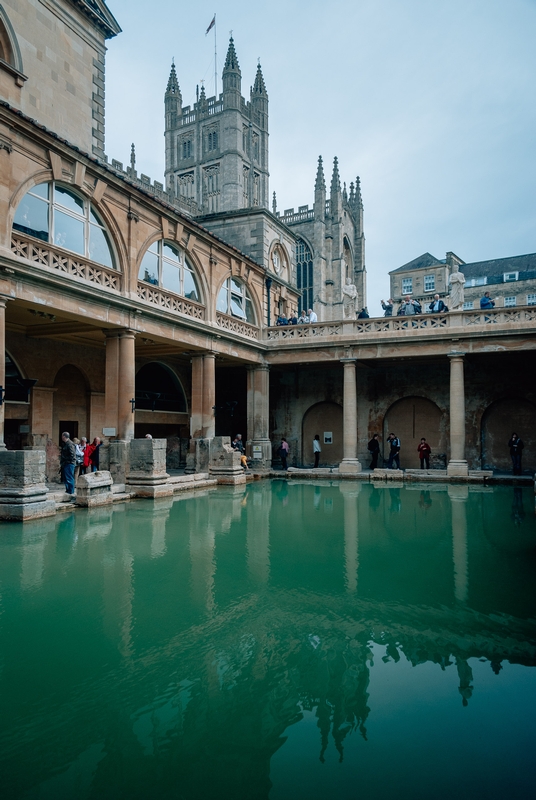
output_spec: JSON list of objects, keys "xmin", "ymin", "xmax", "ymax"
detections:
[
  {"xmin": 447, "ymin": 352, "xmax": 468, "ymax": 477},
  {"xmin": 190, "ymin": 355, "xmax": 204, "ymax": 439},
  {"xmin": 247, "ymin": 364, "xmax": 271, "ymax": 469},
  {"xmin": 202, "ymin": 353, "xmax": 216, "ymax": 438},
  {"xmin": 339, "ymin": 358, "xmax": 362, "ymax": 474},
  {"xmin": 104, "ymin": 330, "xmax": 120, "ymax": 435},
  {"xmin": 118, "ymin": 330, "xmax": 136, "ymax": 441},
  {"xmin": 0, "ymin": 298, "xmax": 8, "ymax": 449}
]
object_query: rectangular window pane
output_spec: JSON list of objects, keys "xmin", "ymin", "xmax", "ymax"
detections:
[
  {"xmin": 424, "ymin": 275, "xmax": 435, "ymax": 292},
  {"xmin": 217, "ymin": 286, "xmax": 228, "ymax": 313},
  {"xmin": 297, "ymin": 264, "xmax": 301, "ymax": 289},
  {"xmin": 53, "ymin": 209, "xmax": 84, "ymax": 254},
  {"xmin": 504, "ymin": 296, "xmax": 516, "ymax": 307},
  {"xmin": 230, "ymin": 294, "xmax": 245, "ymax": 318},
  {"xmin": 163, "ymin": 243, "xmax": 181, "ymax": 262},
  {"xmin": 140, "ymin": 252, "xmax": 158, "ymax": 285},
  {"xmin": 527, "ymin": 294, "xmax": 536, "ymax": 306},
  {"xmin": 54, "ymin": 186, "xmax": 84, "ymax": 215},
  {"xmin": 89, "ymin": 224, "xmax": 113, "ymax": 268},
  {"xmin": 462, "ymin": 301, "xmax": 474, "ymax": 310},
  {"xmin": 245, "ymin": 298, "xmax": 254, "ymax": 324},
  {"xmin": 30, "ymin": 183, "xmax": 49, "ymax": 200},
  {"xmin": 402, "ymin": 278, "xmax": 413, "ymax": 294},
  {"xmin": 183, "ymin": 269, "xmax": 199, "ymax": 301},
  {"xmin": 13, "ymin": 194, "xmax": 49, "ymax": 241},
  {"xmin": 162, "ymin": 261, "xmax": 181, "ymax": 294},
  {"xmin": 308, "ymin": 263, "xmax": 313, "ymax": 287},
  {"xmin": 231, "ymin": 278, "xmax": 242, "ymax": 294}
]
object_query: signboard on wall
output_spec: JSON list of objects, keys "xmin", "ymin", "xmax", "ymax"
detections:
[
  {"xmin": 324, "ymin": 432, "xmax": 333, "ymax": 444},
  {"xmin": 103, "ymin": 428, "xmax": 116, "ymax": 437},
  {"xmin": 252, "ymin": 445, "xmax": 262, "ymax": 459}
]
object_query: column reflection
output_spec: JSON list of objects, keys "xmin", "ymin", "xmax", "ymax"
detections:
[
  {"xmin": 246, "ymin": 485, "xmax": 271, "ymax": 585},
  {"xmin": 340, "ymin": 483, "xmax": 360, "ymax": 594},
  {"xmin": 448, "ymin": 484, "xmax": 469, "ymax": 604}
]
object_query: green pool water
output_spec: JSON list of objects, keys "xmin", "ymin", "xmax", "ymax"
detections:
[{"xmin": 0, "ymin": 480, "xmax": 535, "ymax": 799}]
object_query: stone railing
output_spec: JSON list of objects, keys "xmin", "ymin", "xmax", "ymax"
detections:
[
  {"xmin": 265, "ymin": 306, "xmax": 536, "ymax": 341},
  {"xmin": 11, "ymin": 233, "xmax": 121, "ymax": 291},
  {"xmin": 137, "ymin": 282, "xmax": 205, "ymax": 320},
  {"xmin": 216, "ymin": 311, "xmax": 260, "ymax": 340}
]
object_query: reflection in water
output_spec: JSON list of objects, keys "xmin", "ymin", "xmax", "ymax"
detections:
[{"xmin": 0, "ymin": 482, "xmax": 535, "ymax": 799}]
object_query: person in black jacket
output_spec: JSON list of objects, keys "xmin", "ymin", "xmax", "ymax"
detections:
[
  {"xmin": 60, "ymin": 431, "xmax": 76, "ymax": 495},
  {"xmin": 428, "ymin": 294, "xmax": 448, "ymax": 313},
  {"xmin": 386, "ymin": 433, "xmax": 401, "ymax": 469},
  {"xmin": 508, "ymin": 433, "xmax": 524, "ymax": 475},
  {"xmin": 368, "ymin": 433, "xmax": 380, "ymax": 470}
]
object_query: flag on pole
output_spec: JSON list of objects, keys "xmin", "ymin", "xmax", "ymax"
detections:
[{"xmin": 205, "ymin": 15, "xmax": 215, "ymax": 35}]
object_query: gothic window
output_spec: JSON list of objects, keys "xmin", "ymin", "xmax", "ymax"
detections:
[
  {"xmin": 181, "ymin": 139, "xmax": 192, "ymax": 159},
  {"xmin": 139, "ymin": 240, "xmax": 201, "ymax": 302},
  {"xmin": 242, "ymin": 165, "xmax": 250, "ymax": 206},
  {"xmin": 203, "ymin": 165, "xmax": 220, "ymax": 213},
  {"xmin": 177, "ymin": 172, "xmax": 195, "ymax": 200},
  {"xmin": 296, "ymin": 239, "xmax": 313, "ymax": 314},
  {"xmin": 252, "ymin": 132, "xmax": 259, "ymax": 162},
  {"xmin": 205, "ymin": 129, "xmax": 219, "ymax": 152},
  {"xmin": 13, "ymin": 182, "xmax": 115, "ymax": 268},
  {"xmin": 217, "ymin": 277, "xmax": 255, "ymax": 324},
  {"xmin": 242, "ymin": 125, "xmax": 248, "ymax": 154}
]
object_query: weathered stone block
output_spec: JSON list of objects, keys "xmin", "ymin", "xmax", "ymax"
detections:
[
  {"xmin": 209, "ymin": 437, "xmax": 246, "ymax": 485},
  {"xmin": 76, "ymin": 470, "xmax": 113, "ymax": 507},
  {"xmin": 0, "ymin": 450, "xmax": 55, "ymax": 520},
  {"xmin": 127, "ymin": 438, "xmax": 169, "ymax": 485}
]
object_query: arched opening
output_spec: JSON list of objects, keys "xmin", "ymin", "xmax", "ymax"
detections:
[
  {"xmin": 53, "ymin": 365, "xmax": 89, "ymax": 445},
  {"xmin": 383, "ymin": 396, "xmax": 446, "ymax": 469},
  {"xmin": 138, "ymin": 239, "xmax": 201, "ymax": 302},
  {"xmin": 343, "ymin": 236, "xmax": 353, "ymax": 280},
  {"xmin": 481, "ymin": 398, "xmax": 536, "ymax": 472},
  {"xmin": 3, "ymin": 352, "xmax": 36, "ymax": 450},
  {"xmin": 216, "ymin": 277, "xmax": 256, "ymax": 324},
  {"xmin": 0, "ymin": 7, "xmax": 23, "ymax": 73},
  {"xmin": 135, "ymin": 364, "xmax": 188, "ymax": 468},
  {"xmin": 302, "ymin": 402, "xmax": 343, "ymax": 466}
]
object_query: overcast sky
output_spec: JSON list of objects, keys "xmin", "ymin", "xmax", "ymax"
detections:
[{"xmin": 105, "ymin": 0, "xmax": 536, "ymax": 314}]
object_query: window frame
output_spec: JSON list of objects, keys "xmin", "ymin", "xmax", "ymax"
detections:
[
  {"xmin": 503, "ymin": 271, "xmax": 519, "ymax": 283},
  {"xmin": 504, "ymin": 296, "xmax": 517, "ymax": 307},
  {"xmin": 423, "ymin": 274, "xmax": 435, "ymax": 293},
  {"xmin": 296, "ymin": 239, "xmax": 314, "ymax": 315},
  {"xmin": 138, "ymin": 239, "xmax": 201, "ymax": 303},
  {"xmin": 527, "ymin": 294, "xmax": 536, "ymax": 306},
  {"xmin": 216, "ymin": 277, "xmax": 255, "ymax": 324},
  {"xmin": 401, "ymin": 277, "xmax": 413, "ymax": 295},
  {"xmin": 13, "ymin": 181, "xmax": 116, "ymax": 269}
]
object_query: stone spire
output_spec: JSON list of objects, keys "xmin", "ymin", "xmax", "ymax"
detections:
[
  {"xmin": 130, "ymin": 143, "xmax": 136, "ymax": 171},
  {"xmin": 330, "ymin": 157, "xmax": 341, "ymax": 196},
  {"xmin": 165, "ymin": 61, "xmax": 182, "ymax": 132},
  {"xmin": 222, "ymin": 36, "xmax": 242, "ymax": 108},
  {"xmin": 251, "ymin": 62, "xmax": 267, "ymax": 97},
  {"xmin": 314, "ymin": 155, "xmax": 326, "ymax": 221},
  {"xmin": 272, "ymin": 191, "xmax": 277, "ymax": 215},
  {"xmin": 198, "ymin": 82, "xmax": 208, "ymax": 116},
  {"xmin": 343, "ymin": 181, "xmax": 348, "ymax": 203},
  {"xmin": 355, "ymin": 176, "xmax": 363, "ymax": 209}
]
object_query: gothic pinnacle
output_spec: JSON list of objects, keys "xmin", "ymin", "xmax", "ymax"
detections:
[
  {"xmin": 252, "ymin": 62, "xmax": 267, "ymax": 96},
  {"xmin": 166, "ymin": 61, "xmax": 180, "ymax": 95},
  {"xmin": 315, "ymin": 156, "xmax": 325, "ymax": 191},
  {"xmin": 223, "ymin": 36, "xmax": 240, "ymax": 72},
  {"xmin": 331, "ymin": 157, "xmax": 341, "ymax": 195}
]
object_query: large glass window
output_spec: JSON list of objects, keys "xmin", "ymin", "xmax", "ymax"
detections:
[
  {"xmin": 296, "ymin": 239, "xmax": 313, "ymax": 314},
  {"xmin": 139, "ymin": 239, "xmax": 200, "ymax": 302},
  {"xmin": 424, "ymin": 274, "xmax": 435, "ymax": 292},
  {"xmin": 13, "ymin": 182, "xmax": 115, "ymax": 268},
  {"xmin": 217, "ymin": 278, "xmax": 255, "ymax": 323}
]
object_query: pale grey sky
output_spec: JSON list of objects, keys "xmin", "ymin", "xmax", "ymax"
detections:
[{"xmin": 105, "ymin": 0, "xmax": 536, "ymax": 313}]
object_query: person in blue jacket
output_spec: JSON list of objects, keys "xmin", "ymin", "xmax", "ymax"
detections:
[{"xmin": 480, "ymin": 291, "xmax": 495, "ymax": 309}]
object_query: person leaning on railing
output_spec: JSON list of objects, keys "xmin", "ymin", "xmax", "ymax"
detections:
[
  {"xmin": 397, "ymin": 296, "xmax": 422, "ymax": 315},
  {"xmin": 480, "ymin": 292, "xmax": 495, "ymax": 310},
  {"xmin": 428, "ymin": 294, "xmax": 448, "ymax": 313}
]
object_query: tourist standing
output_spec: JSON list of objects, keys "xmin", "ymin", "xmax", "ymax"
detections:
[
  {"xmin": 417, "ymin": 437, "xmax": 431, "ymax": 469},
  {"xmin": 78, "ymin": 437, "xmax": 88, "ymax": 475},
  {"xmin": 428, "ymin": 295, "xmax": 447, "ymax": 313},
  {"xmin": 381, "ymin": 299, "xmax": 394, "ymax": 317},
  {"xmin": 297, "ymin": 311, "xmax": 308, "ymax": 324},
  {"xmin": 368, "ymin": 433, "xmax": 380, "ymax": 470},
  {"xmin": 85, "ymin": 437, "xmax": 102, "ymax": 472},
  {"xmin": 480, "ymin": 292, "xmax": 495, "ymax": 310},
  {"xmin": 308, "ymin": 308, "xmax": 318, "ymax": 323},
  {"xmin": 507, "ymin": 433, "xmax": 524, "ymax": 475},
  {"xmin": 313, "ymin": 434, "xmax": 321, "ymax": 468},
  {"xmin": 288, "ymin": 313, "xmax": 298, "ymax": 325},
  {"xmin": 73, "ymin": 437, "xmax": 85, "ymax": 480},
  {"xmin": 279, "ymin": 437, "xmax": 289, "ymax": 470},
  {"xmin": 60, "ymin": 431, "xmax": 76, "ymax": 495},
  {"xmin": 397, "ymin": 296, "xmax": 421, "ymax": 316},
  {"xmin": 358, "ymin": 307, "xmax": 370, "ymax": 319},
  {"xmin": 387, "ymin": 433, "xmax": 401, "ymax": 469}
]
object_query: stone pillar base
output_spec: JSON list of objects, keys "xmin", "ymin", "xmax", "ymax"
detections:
[
  {"xmin": 0, "ymin": 450, "xmax": 56, "ymax": 521},
  {"xmin": 109, "ymin": 440, "xmax": 129, "ymax": 485},
  {"xmin": 339, "ymin": 459, "xmax": 362, "ymax": 475},
  {"xmin": 210, "ymin": 436, "xmax": 246, "ymax": 484},
  {"xmin": 247, "ymin": 439, "xmax": 272, "ymax": 470},
  {"xmin": 209, "ymin": 467, "xmax": 247, "ymax": 486},
  {"xmin": 185, "ymin": 438, "xmax": 210, "ymax": 474},
  {"xmin": 76, "ymin": 470, "xmax": 114, "ymax": 507},
  {"xmin": 447, "ymin": 459, "xmax": 469, "ymax": 477},
  {"xmin": 128, "ymin": 482, "xmax": 174, "ymax": 498}
]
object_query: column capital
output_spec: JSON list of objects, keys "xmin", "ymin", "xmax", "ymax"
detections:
[
  {"xmin": 448, "ymin": 351, "xmax": 466, "ymax": 360},
  {"xmin": 246, "ymin": 363, "xmax": 270, "ymax": 372},
  {"xmin": 0, "ymin": 294, "xmax": 14, "ymax": 308},
  {"xmin": 102, "ymin": 327, "xmax": 136, "ymax": 339},
  {"xmin": 340, "ymin": 357, "xmax": 357, "ymax": 364}
]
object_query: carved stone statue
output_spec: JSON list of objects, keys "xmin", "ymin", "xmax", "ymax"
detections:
[
  {"xmin": 342, "ymin": 277, "xmax": 358, "ymax": 319},
  {"xmin": 449, "ymin": 263, "xmax": 466, "ymax": 310}
]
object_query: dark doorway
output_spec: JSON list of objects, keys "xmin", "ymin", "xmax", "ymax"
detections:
[
  {"xmin": 215, "ymin": 367, "xmax": 247, "ymax": 441},
  {"xmin": 59, "ymin": 421, "xmax": 78, "ymax": 446},
  {"xmin": 4, "ymin": 420, "xmax": 26, "ymax": 450}
]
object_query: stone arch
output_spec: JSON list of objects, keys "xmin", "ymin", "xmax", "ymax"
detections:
[
  {"xmin": 137, "ymin": 235, "xmax": 207, "ymax": 307},
  {"xmin": 302, "ymin": 401, "xmax": 343, "ymax": 466},
  {"xmin": 0, "ymin": 5, "xmax": 24, "ymax": 72},
  {"xmin": 383, "ymin": 396, "xmax": 446, "ymax": 469},
  {"xmin": 53, "ymin": 364, "xmax": 90, "ymax": 445},
  {"xmin": 135, "ymin": 362, "xmax": 188, "ymax": 413},
  {"xmin": 215, "ymin": 274, "xmax": 258, "ymax": 326},
  {"xmin": 481, "ymin": 397, "xmax": 536, "ymax": 472}
]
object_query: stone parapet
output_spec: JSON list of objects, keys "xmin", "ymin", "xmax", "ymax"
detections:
[
  {"xmin": 0, "ymin": 450, "xmax": 55, "ymax": 520},
  {"xmin": 127, "ymin": 438, "xmax": 173, "ymax": 498},
  {"xmin": 76, "ymin": 470, "xmax": 113, "ymax": 507},
  {"xmin": 209, "ymin": 437, "xmax": 246, "ymax": 485}
]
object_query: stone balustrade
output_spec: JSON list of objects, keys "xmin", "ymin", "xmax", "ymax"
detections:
[
  {"xmin": 265, "ymin": 306, "xmax": 536, "ymax": 343},
  {"xmin": 216, "ymin": 311, "xmax": 260, "ymax": 340},
  {"xmin": 137, "ymin": 282, "xmax": 205, "ymax": 320}
]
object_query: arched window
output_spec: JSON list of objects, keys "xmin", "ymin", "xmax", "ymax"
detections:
[
  {"xmin": 139, "ymin": 240, "xmax": 201, "ymax": 302},
  {"xmin": 135, "ymin": 363, "xmax": 187, "ymax": 412},
  {"xmin": 296, "ymin": 238, "xmax": 313, "ymax": 314},
  {"xmin": 217, "ymin": 278, "xmax": 255, "ymax": 324},
  {"xmin": 13, "ymin": 182, "xmax": 115, "ymax": 268}
]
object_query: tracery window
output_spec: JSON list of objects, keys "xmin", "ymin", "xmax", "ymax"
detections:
[
  {"xmin": 296, "ymin": 238, "xmax": 313, "ymax": 314},
  {"xmin": 139, "ymin": 240, "xmax": 200, "ymax": 302},
  {"xmin": 13, "ymin": 182, "xmax": 115, "ymax": 268},
  {"xmin": 217, "ymin": 278, "xmax": 255, "ymax": 324},
  {"xmin": 206, "ymin": 129, "xmax": 219, "ymax": 152},
  {"xmin": 181, "ymin": 139, "xmax": 192, "ymax": 159}
]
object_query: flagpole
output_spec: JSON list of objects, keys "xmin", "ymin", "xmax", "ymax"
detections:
[{"xmin": 214, "ymin": 14, "xmax": 217, "ymax": 98}]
